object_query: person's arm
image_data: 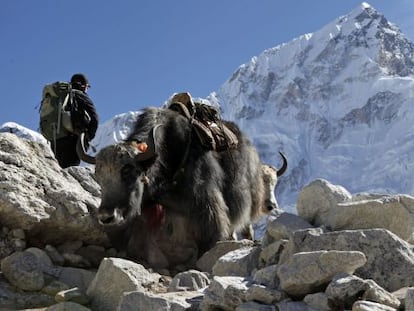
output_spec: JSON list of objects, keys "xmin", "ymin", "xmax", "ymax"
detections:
[{"xmin": 78, "ymin": 92, "xmax": 99, "ymax": 139}]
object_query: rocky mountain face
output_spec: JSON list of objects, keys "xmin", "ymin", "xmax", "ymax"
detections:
[
  {"xmin": 209, "ymin": 2, "xmax": 414, "ymax": 211},
  {"xmin": 2, "ymin": 131, "xmax": 414, "ymax": 310}
]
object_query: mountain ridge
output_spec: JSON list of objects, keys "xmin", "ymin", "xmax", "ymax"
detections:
[{"xmin": 209, "ymin": 2, "xmax": 414, "ymax": 210}]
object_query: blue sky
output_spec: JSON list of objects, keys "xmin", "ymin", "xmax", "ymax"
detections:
[{"xmin": 1, "ymin": 1, "xmax": 414, "ymax": 131}]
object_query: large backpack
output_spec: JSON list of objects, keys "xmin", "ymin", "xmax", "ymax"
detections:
[{"xmin": 39, "ymin": 81, "xmax": 75, "ymax": 141}]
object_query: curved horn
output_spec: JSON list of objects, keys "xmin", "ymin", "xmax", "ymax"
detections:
[
  {"xmin": 276, "ymin": 152, "xmax": 288, "ymax": 177},
  {"xmin": 76, "ymin": 133, "xmax": 96, "ymax": 164},
  {"xmin": 134, "ymin": 124, "xmax": 162, "ymax": 161}
]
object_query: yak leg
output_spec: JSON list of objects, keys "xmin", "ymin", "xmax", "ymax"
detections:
[
  {"xmin": 146, "ymin": 236, "xmax": 169, "ymax": 269},
  {"xmin": 155, "ymin": 213, "xmax": 199, "ymax": 269},
  {"xmin": 230, "ymin": 224, "xmax": 254, "ymax": 241},
  {"xmin": 240, "ymin": 224, "xmax": 254, "ymax": 240},
  {"xmin": 196, "ymin": 191, "xmax": 231, "ymax": 256}
]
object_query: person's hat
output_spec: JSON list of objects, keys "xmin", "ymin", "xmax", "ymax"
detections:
[{"xmin": 70, "ymin": 73, "xmax": 91, "ymax": 87}]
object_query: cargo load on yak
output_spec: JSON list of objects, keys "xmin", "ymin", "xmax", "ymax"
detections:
[{"xmin": 168, "ymin": 92, "xmax": 238, "ymax": 151}]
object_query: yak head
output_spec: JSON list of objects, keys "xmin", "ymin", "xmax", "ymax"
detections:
[
  {"xmin": 262, "ymin": 152, "xmax": 288, "ymax": 213},
  {"xmin": 94, "ymin": 128, "xmax": 158, "ymax": 227}
]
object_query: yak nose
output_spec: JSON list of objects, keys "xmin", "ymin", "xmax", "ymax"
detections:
[
  {"xmin": 265, "ymin": 200, "xmax": 278, "ymax": 212},
  {"xmin": 97, "ymin": 209, "xmax": 116, "ymax": 225}
]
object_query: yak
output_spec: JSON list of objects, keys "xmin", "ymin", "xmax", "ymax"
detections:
[{"xmin": 89, "ymin": 106, "xmax": 287, "ymax": 269}]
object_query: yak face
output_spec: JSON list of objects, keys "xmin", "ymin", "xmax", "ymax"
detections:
[
  {"xmin": 261, "ymin": 152, "xmax": 288, "ymax": 213},
  {"xmin": 94, "ymin": 141, "xmax": 153, "ymax": 227},
  {"xmin": 261, "ymin": 164, "xmax": 278, "ymax": 212}
]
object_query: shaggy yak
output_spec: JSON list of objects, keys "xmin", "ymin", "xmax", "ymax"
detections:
[{"xmin": 90, "ymin": 106, "xmax": 287, "ymax": 269}]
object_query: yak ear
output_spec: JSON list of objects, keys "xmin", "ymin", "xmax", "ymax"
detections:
[
  {"xmin": 127, "ymin": 140, "xmax": 156, "ymax": 169},
  {"xmin": 128, "ymin": 140, "xmax": 155, "ymax": 166},
  {"xmin": 129, "ymin": 124, "xmax": 163, "ymax": 165}
]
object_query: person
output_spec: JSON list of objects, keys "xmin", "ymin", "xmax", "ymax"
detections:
[{"xmin": 51, "ymin": 73, "xmax": 99, "ymax": 168}]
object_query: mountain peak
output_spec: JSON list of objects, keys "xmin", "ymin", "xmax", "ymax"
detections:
[
  {"xmin": 213, "ymin": 3, "xmax": 414, "ymax": 210},
  {"xmin": 352, "ymin": 1, "xmax": 377, "ymax": 17},
  {"xmin": 361, "ymin": 2, "xmax": 372, "ymax": 9},
  {"xmin": 321, "ymin": 2, "xmax": 387, "ymax": 39}
]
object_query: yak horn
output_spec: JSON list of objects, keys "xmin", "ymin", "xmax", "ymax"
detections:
[
  {"xmin": 276, "ymin": 152, "xmax": 288, "ymax": 177},
  {"xmin": 76, "ymin": 133, "xmax": 96, "ymax": 164}
]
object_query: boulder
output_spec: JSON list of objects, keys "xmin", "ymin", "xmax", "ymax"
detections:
[
  {"xmin": 297, "ymin": 178, "xmax": 414, "ymax": 243},
  {"xmin": 0, "ymin": 133, "xmax": 108, "ymax": 247},
  {"xmin": 282, "ymin": 228, "xmax": 414, "ymax": 291},
  {"xmin": 201, "ymin": 276, "xmax": 249, "ymax": 311},
  {"xmin": 87, "ymin": 257, "xmax": 161, "ymax": 311},
  {"xmin": 277, "ymin": 250, "xmax": 366, "ymax": 296},
  {"xmin": 212, "ymin": 246, "xmax": 261, "ymax": 277}
]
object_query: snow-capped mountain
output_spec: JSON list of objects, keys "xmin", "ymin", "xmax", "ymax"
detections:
[
  {"xmin": 89, "ymin": 111, "xmax": 141, "ymax": 152},
  {"xmin": 2, "ymin": 2, "xmax": 414, "ymax": 214},
  {"xmin": 208, "ymin": 2, "xmax": 414, "ymax": 211}
]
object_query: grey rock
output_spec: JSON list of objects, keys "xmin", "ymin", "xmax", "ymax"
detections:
[
  {"xmin": 1, "ymin": 250, "xmax": 45, "ymax": 291},
  {"xmin": 303, "ymin": 292, "xmax": 331, "ymax": 311},
  {"xmin": 47, "ymin": 301, "xmax": 92, "ymax": 311},
  {"xmin": 118, "ymin": 290, "xmax": 202, "ymax": 311},
  {"xmin": 168, "ymin": 269, "xmax": 210, "ymax": 292},
  {"xmin": 245, "ymin": 284, "xmax": 287, "ymax": 304},
  {"xmin": 277, "ymin": 250, "xmax": 366, "ymax": 296},
  {"xmin": 297, "ymin": 179, "xmax": 414, "ymax": 243},
  {"xmin": 253, "ymin": 264, "xmax": 279, "ymax": 289},
  {"xmin": 0, "ymin": 133, "xmax": 108, "ymax": 247},
  {"xmin": 405, "ymin": 287, "xmax": 414, "ymax": 311},
  {"xmin": 58, "ymin": 267, "xmax": 96, "ymax": 292},
  {"xmin": 352, "ymin": 300, "xmax": 396, "ymax": 311},
  {"xmin": 282, "ymin": 228, "xmax": 414, "ymax": 291},
  {"xmin": 265, "ymin": 212, "xmax": 314, "ymax": 242},
  {"xmin": 201, "ymin": 276, "xmax": 249, "ymax": 311},
  {"xmin": 196, "ymin": 239, "xmax": 254, "ymax": 273},
  {"xmin": 87, "ymin": 257, "xmax": 161, "ymax": 311},
  {"xmin": 236, "ymin": 301, "xmax": 276, "ymax": 311},
  {"xmin": 212, "ymin": 246, "xmax": 261, "ymax": 277}
]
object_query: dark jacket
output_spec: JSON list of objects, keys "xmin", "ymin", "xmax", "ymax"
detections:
[
  {"xmin": 51, "ymin": 88, "xmax": 98, "ymax": 168},
  {"xmin": 71, "ymin": 89, "xmax": 99, "ymax": 140}
]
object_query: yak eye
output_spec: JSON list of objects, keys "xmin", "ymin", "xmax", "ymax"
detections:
[{"xmin": 120, "ymin": 164, "xmax": 139, "ymax": 184}]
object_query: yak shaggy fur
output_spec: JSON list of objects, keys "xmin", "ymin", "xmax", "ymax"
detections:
[{"xmin": 94, "ymin": 107, "xmax": 278, "ymax": 267}]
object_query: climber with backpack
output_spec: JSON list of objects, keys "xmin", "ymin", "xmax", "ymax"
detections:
[{"xmin": 39, "ymin": 73, "xmax": 99, "ymax": 168}]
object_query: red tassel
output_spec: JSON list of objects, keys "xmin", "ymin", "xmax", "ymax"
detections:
[{"xmin": 144, "ymin": 204, "xmax": 165, "ymax": 231}]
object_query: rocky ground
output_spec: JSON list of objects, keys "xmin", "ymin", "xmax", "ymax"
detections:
[{"xmin": 1, "ymin": 132, "xmax": 414, "ymax": 310}]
